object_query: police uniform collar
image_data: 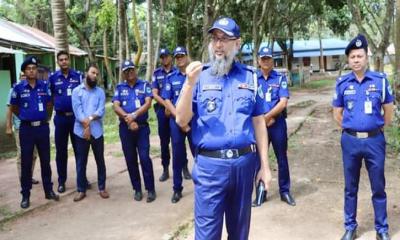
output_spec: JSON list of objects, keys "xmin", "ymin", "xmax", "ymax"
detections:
[{"xmin": 257, "ymin": 68, "xmax": 277, "ymax": 79}]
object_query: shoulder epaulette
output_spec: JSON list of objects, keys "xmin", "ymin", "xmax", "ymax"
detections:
[{"xmin": 368, "ymin": 71, "xmax": 387, "ymax": 78}]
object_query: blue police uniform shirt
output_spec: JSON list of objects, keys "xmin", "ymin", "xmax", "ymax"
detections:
[
  {"xmin": 161, "ymin": 70, "xmax": 186, "ymax": 105},
  {"xmin": 10, "ymin": 80, "xmax": 51, "ymax": 122},
  {"xmin": 112, "ymin": 80, "xmax": 153, "ymax": 123},
  {"xmin": 72, "ymin": 83, "xmax": 105, "ymax": 139},
  {"xmin": 6, "ymin": 87, "xmax": 21, "ymax": 129},
  {"xmin": 332, "ymin": 70, "xmax": 393, "ymax": 131},
  {"xmin": 257, "ymin": 69, "xmax": 289, "ymax": 113},
  {"xmin": 190, "ymin": 62, "xmax": 267, "ymax": 150},
  {"xmin": 151, "ymin": 67, "xmax": 176, "ymax": 92},
  {"xmin": 49, "ymin": 69, "xmax": 83, "ymax": 112}
]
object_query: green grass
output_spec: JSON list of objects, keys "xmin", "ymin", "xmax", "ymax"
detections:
[
  {"xmin": 290, "ymin": 79, "xmax": 335, "ymax": 91},
  {"xmin": 103, "ymin": 102, "xmax": 159, "ymax": 144},
  {"xmin": 385, "ymin": 124, "xmax": 400, "ymax": 155}
]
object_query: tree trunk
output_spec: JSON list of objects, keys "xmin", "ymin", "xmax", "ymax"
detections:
[
  {"xmin": 201, "ymin": 0, "xmax": 215, "ymax": 61},
  {"xmin": 318, "ymin": 17, "xmax": 325, "ymax": 73},
  {"xmin": 125, "ymin": 13, "xmax": 130, "ymax": 59},
  {"xmin": 153, "ymin": 0, "xmax": 165, "ymax": 69},
  {"xmin": 252, "ymin": 0, "xmax": 268, "ymax": 67},
  {"xmin": 395, "ymin": 0, "xmax": 400, "ymax": 102},
  {"xmin": 66, "ymin": 14, "xmax": 96, "ymax": 63},
  {"xmin": 185, "ymin": 0, "xmax": 197, "ymax": 58},
  {"xmin": 103, "ymin": 30, "xmax": 114, "ymax": 90},
  {"xmin": 118, "ymin": 0, "xmax": 127, "ymax": 82},
  {"xmin": 51, "ymin": 0, "xmax": 69, "ymax": 53},
  {"xmin": 132, "ymin": 0, "xmax": 143, "ymax": 67},
  {"xmin": 145, "ymin": 0, "xmax": 154, "ymax": 82}
]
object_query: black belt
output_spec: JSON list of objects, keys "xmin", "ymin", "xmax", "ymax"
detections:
[
  {"xmin": 56, "ymin": 111, "xmax": 74, "ymax": 117},
  {"xmin": 343, "ymin": 129, "xmax": 382, "ymax": 138},
  {"xmin": 120, "ymin": 120, "xmax": 149, "ymax": 128},
  {"xmin": 198, "ymin": 145, "xmax": 256, "ymax": 159},
  {"xmin": 21, "ymin": 120, "xmax": 48, "ymax": 127}
]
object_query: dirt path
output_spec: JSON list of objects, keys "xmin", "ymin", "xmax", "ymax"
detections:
[{"xmin": 1, "ymin": 87, "xmax": 399, "ymax": 240}]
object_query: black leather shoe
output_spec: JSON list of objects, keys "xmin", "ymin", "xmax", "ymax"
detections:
[
  {"xmin": 146, "ymin": 191, "xmax": 156, "ymax": 203},
  {"xmin": 57, "ymin": 184, "xmax": 66, "ymax": 193},
  {"xmin": 377, "ymin": 232, "xmax": 390, "ymax": 240},
  {"xmin": 171, "ymin": 191, "xmax": 182, "ymax": 203},
  {"xmin": 182, "ymin": 166, "xmax": 192, "ymax": 180},
  {"xmin": 134, "ymin": 191, "xmax": 143, "ymax": 201},
  {"xmin": 31, "ymin": 178, "xmax": 39, "ymax": 184},
  {"xmin": 159, "ymin": 170, "xmax": 169, "ymax": 182},
  {"xmin": 280, "ymin": 192, "xmax": 296, "ymax": 206},
  {"xmin": 20, "ymin": 196, "xmax": 30, "ymax": 209},
  {"xmin": 341, "ymin": 230, "xmax": 356, "ymax": 240},
  {"xmin": 45, "ymin": 191, "xmax": 60, "ymax": 201}
]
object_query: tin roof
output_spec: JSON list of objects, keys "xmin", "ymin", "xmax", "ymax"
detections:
[{"xmin": 0, "ymin": 18, "xmax": 87, "ymax": 56}]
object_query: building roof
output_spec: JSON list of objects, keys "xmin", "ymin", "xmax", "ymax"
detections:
[
  {"xmin": 241, "ymin": 38, "xmax": 348, "ymax": 56},
  {"xmin": 0, "ymin": 18, "xmax": 87, "ymax": 56}
]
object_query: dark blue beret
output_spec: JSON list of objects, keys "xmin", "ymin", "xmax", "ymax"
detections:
[
  {"xmin": 21, "ymin": 56, "xmax": 39, "ymax": 71},
  {"xmin": 345, "ymin": 34, "xmax": 368, "ymax": 55}
]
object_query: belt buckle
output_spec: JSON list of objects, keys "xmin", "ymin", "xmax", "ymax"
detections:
[
  {"xmin": 65, "ymin": 112, "xmax": 73, "ymax": 116},
  {"xmin": 31, "ymin": 121, "xmax": 40, "ymax": 127},
  {"xmin": 356, "ymin": 132, "xmax": 368, "ymax": 138},
  {"xmin": 225, "ymin": 149, "xmax": 239, "ymax": 159}
]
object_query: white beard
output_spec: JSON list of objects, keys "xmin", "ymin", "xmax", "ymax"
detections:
[{"xmin": 208, "ymin": 43, "xmax": 238, "ymax": 78}]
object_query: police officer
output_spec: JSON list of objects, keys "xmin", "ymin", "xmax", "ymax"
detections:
[
  {"xmin": 176, "ymin": 17, "xmax": 272, "ymax": 239},
  {"xmin": 71, "ymin": 63, "xmax": 109, "ymax": 202},
  {"xmin": 112, "ymin": 60, "xmax": 156, "ymax": 203},
  {"xmin": 152, "ymin": 49, "xmax": 192, "ymax": 181},
  {"xmin": 6, "ymin": 72, "xmax": 39, "ymax": 185},
  {"xmin": 256, "ymin": 47, "xmax": 295, "ymax": 206},
  {"xmin": 49, "ymin": 51, "xmax": 83, "ymax": 193},
  {"xmin": 10, "ymin": 56, "xmax": 59, "ymax": 209},
  {"xmin": 162, "ymin": 46, "xmax": 195, "ymax": 203},
  {"xmin": 332, "ymin": 34, "xmax": 393, "ymax": 240}
]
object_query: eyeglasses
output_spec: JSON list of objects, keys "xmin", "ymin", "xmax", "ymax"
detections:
[{"xmin": 209, "ymin": 35, "xmax": 238, "ymax": 44}]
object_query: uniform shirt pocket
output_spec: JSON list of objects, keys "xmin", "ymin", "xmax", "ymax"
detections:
[
  {"xmin": 198, "ymin": 90, "xmax": 222, "ymax": 116},
  {"xmin": 235, "ymin": 89, "xmax": 254, "ymax": 114}
]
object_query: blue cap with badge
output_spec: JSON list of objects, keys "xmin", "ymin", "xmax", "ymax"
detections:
[
  {"xmin": 21, "ymin": 56, "xmax": 39, "ymax": 71},
  {"xmin": 159, "ymin": 48, "xmax": 170, "ymax": 57},
  {"xmin": 258, "ymin": 47, "xmax": 273, "ymax": 58},
  {"xmin": 121, "ymin": 60, "xmax": 135, "ymax": 72},
  {"xmin": 345, "ymin": 34, "xmax": 368, "ymax": 56},
  {"xmin": 208, "ymin": 17, "xmax": 240, "ymax": 38},
  {"xmin": 173, "ymin": 46, "xmax": 187, "ymax": 57}
]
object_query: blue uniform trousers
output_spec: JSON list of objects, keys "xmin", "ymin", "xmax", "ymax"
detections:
[
  {"xmin": 119, "ymin": 122, "xmax": 155, "ymax": 192},
  {"xmin": 54, "ymin": 114, "xmax": 76, "ymax": 185},
  {"xmin": 193, "ymin": 152, "xmax": 257, "ymax": 240},
  {"xmin": 155, "ymin": 105, "xmax": 171, "ymax": 169},
  {"xmin": 341, "ymin": 131, "xmax": 388, "ymax": 233},
  {"xmin": 170, "ymin": 118, "xmax": 194, "ymax": 192},
  {"xmin": 19, "ymin": 124, "xmax": 53, "ymax": 197},
  {"xmin": 75, "ymin": 135, "xmax": 106, "ymax": 192},
  {"xmin": 267, "ymin": 116, "xmax": 291, "ymax": 194}
]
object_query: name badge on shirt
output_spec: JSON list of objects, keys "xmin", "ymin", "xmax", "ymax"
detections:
[
  {"xmin": 364, "ymin": 100, "xmax": 372, "ymax": 114},
  {"xmin": 135, "ymin": 99, "xmax": 141, "ymax": 108},
  {"xmin": 67, "ymin": 88, "xmax": 72, "ymax": 96},
  {"xmin": 38, "ymin": 102, "xmax": 44, "ymax": 112},
  {"xmin": 265, "ymin": 87, "xmax": 272, "ymax": 102}
]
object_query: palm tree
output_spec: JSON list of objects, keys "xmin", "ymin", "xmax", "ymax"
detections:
[{"xmin": 51, "ymin": 0, "xmax": 69, "ymax": 53}]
